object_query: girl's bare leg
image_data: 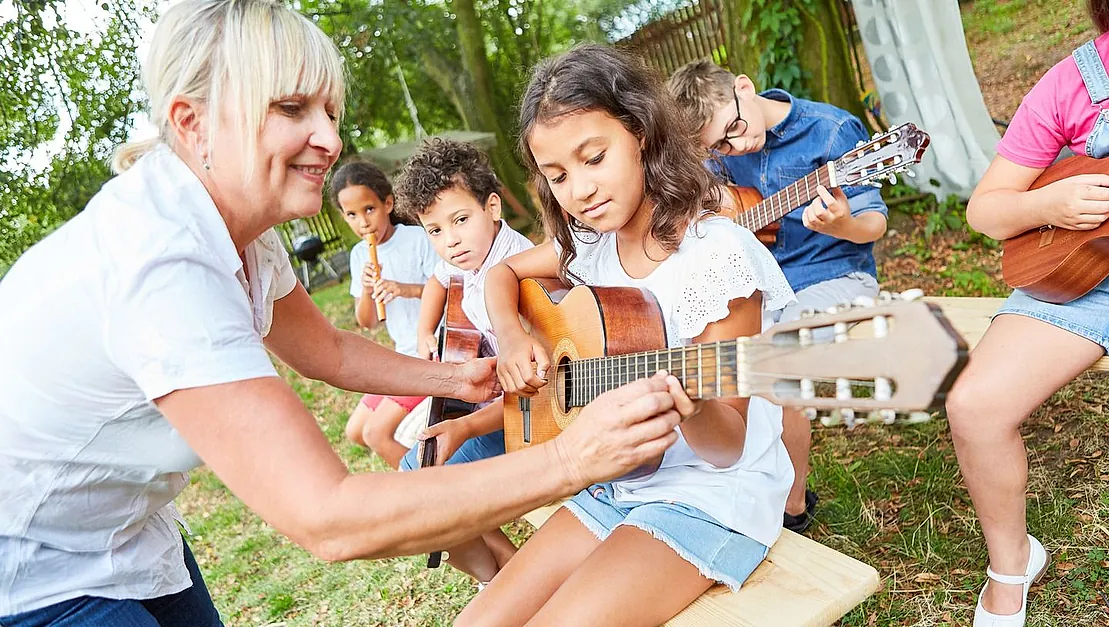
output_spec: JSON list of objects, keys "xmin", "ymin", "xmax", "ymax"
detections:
[
  {"xmin": 526, "ymin": 525, "xmax": 715, "ymax": 626},
  {"xmin": 946, "ymin": 314, "xmax": 1103, "ymax": 615},
  {"xmin": 358, "ymin": 399, "xmax": 410, "ymax": 469},
  {"xmin": 455, "ymin": 508, "xmax": 600, "ymax": 627}
]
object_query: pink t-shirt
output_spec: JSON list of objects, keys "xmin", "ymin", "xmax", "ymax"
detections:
[{"xmin": 997, "ymin": 31, "xmax": 1109, "ymax": 168}]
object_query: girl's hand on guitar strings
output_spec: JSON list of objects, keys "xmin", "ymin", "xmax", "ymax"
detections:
[
  {"xmin": 660, "ymin": 371, "xmax": 702, "ymax": 422},
  {"xmin": 1036, "ymin": 174, "xmax": 1109, "ymax": 230},
  {"xmin": 553, "ymin": 372, "xmax": 682, "ymax": 487},
  {"xmin": 496, "ymin": 329, "xmax": 551, "ymax": 397},
  {"xmin": 450, "ymin": 357, "xmax": 501, "ymax": 403}
]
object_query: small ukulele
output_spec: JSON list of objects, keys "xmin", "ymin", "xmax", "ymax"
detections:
[
  {"xmin": 1002, "ymin": 155, "xmax": 1109, "ymax": 303},
  {"xmin": 723, "ymin": 122, "xmax": 932, "ymax": 244},
  {"xmin": 503, "ymin": 278, "xmax": 968, "ymax": 463},
  {"xmin": 420, "ymin": 275, "xmax": 480, "ymax": 568}
]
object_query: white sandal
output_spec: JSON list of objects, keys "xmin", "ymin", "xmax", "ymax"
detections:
[{"xmin": 973, "ymin": 534, "xmax": 1050, "ymax": 626}]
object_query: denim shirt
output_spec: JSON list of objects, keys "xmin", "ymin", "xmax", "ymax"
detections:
[{"xmin": 715, "ymin": 89, "xmax": 887, "ymax": 292}]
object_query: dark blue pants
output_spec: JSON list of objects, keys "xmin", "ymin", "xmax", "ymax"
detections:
[{"xmin": 0, "ymin": 538, "xmax": 222, "ymax": 627}]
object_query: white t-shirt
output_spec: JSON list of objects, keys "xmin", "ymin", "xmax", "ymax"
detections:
[
  {"xmin": 558, "ymin": 216, "xmax": 797, "ymax": 548},
  {"xmin": 348, "ymin": 224, "xmax": 439, "ymax": 357},
  {"xmin": 434, "ymin": 220, "xmax": 534, "ymax": 356},
  {"xmin": 0, "ymin": 145, "xmax": 295, "ymax": 615}
]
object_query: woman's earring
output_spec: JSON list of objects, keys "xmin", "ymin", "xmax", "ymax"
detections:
[{"xmin": 198, "ymin": 150, "xmax": 210, "ymax": 170}]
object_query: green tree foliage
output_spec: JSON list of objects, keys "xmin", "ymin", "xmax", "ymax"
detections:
[{"xmin": 1, "ymin": 0, "xmax": 151, "ymax": 269}]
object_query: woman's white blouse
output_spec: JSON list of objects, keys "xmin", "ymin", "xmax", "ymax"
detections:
[{"xmin": 0, "ymin": 145, "xmax": 296, "ymax": 614}]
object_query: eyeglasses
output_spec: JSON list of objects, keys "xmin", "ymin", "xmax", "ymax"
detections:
[{"xmin": 711, "ymin": 89, "xmax": 748, "ymax": 154}]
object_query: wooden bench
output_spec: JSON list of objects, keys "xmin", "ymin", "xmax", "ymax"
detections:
[
  {"xmin": 522, "ymin": 504, "xmax": 879, "ymax": 627},
  {"xmin": 924, "ymin": 296, "xmax": 1109, "ymax": 370},
  {"xmin": 519, "ymin": 297, "xmax": 1108, "ymax": 626}
]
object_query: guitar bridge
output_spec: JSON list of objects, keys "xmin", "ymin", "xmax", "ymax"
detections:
[{"xmin": 520, "ymin": 397, "xmax": 531, "ymax": 444}]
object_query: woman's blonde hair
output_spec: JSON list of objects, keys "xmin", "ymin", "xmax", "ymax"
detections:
[{"xmin": 112, "ymin": 0, "xmax": 345, "ymax": 173}]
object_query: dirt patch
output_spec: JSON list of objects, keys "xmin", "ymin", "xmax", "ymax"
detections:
[{"xmin": 961, "ymin": 0, "xmax": 1097, "ymax": 123}]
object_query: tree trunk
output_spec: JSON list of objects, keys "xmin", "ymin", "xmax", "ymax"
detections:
[
  {"xmin": 797, "ymin": 0, "xmax": 873, "ymax": 132},
  {"xmin": 452, "ymin": 0, "xmax": 534, "ymax": 230}
]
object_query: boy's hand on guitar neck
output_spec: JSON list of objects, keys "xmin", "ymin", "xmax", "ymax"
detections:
[
  {"xmin": 416, "ymin": 334, "xmax": 438, "ymax": 361},
  {"xmin": 552, "ymin": 372, "xmax": 697, "ymax": 486},
  {"xmin": 1035, "ymin": 174, "xmax": 1109, "ymax": 230},
  {"xmin": 801, "ymin": 185, "xmax": 851, "ymax": 236},
  {"xmin": 417, "ymin": 418, "xmax": 469, "ymax": 464},
  {"xmin": 497, "ymin": 329, "xmax": 551, "ymax": 396}
]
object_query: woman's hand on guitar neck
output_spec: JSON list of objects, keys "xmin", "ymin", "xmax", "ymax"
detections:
[
  {"xmin": 552, "ymin": 372, "xmax": 694, "ymax": 486},
  {"xmin": 496, "ymin": 329, "xmax": 550, "ymax": 397}
]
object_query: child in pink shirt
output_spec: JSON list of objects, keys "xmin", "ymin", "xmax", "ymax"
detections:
[{"xmin": 946, "ymin": 4, "xmax": 1109, "ymax": 626}]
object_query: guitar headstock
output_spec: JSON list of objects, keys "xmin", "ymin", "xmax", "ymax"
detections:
[
  {"xmin": 831, "ymin": 122, "xmax": 931, "ymax": 189},
  {"xmin": 745, "ymin": 290, "xmax": 967, "ymax": 427}
]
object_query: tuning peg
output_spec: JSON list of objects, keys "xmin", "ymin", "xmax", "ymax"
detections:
[
  {"xmin": 868, "ymin": 409, "xmax": 898, "ymax": 425},
  {"xmin": 799, "ymin": 307, "xmax": 818, "ymax": 319},
  {"xmin": 906, "ymin": 411, "xmax": 932, "ymax": 424},
  {"xmin": 852, "ymin": 295, "xmax": 876, "ymax": 308},
  {"xmin": 856, "ymin": 140, "xmax": 866, "ymax": 148},
  {"xmin": 904, "ymin": 168, "xmax": 917, "ymax": 178},
  {"xmin": 887, "ymin": 173, "xmax": 897, "ymax": 185},
  {"xmin": 803, "ymin": 407, "xmax": 818, "ymax": 421},
  {"xmin": 898, "ymin": 288, "xmax": 924, "ymax": 301},
  {"xmin": 868, "ymin": 181, "xmax": 883, "ymax": 188}
]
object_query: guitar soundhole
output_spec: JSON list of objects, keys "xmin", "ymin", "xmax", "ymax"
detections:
[{"xmin": 556, "ymin": 356, "xmax": 572, "ymax": 413}]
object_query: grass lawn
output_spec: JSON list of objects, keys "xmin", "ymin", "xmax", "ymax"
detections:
[{"xmin": 174, "ymin": 2, "xmax": 1109, "ymax": 624}]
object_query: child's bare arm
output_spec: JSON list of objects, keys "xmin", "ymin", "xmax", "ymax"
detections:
[
  {"xmin": 968, "ymin": 155, "xmax": 1109, "ymax": 240},
  {"xmin": 416, "ymin": 278, "xmax": 448, "ymax": 360},
  {"xmin": 485, "ymin": 243, "xmax": 561, "ymax": 395},
  {"xmin": 677, "ymin": 293, "xmax": 763, "ymax": 468}
]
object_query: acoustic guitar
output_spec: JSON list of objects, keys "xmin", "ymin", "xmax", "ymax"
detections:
[
  {"xmin": 723, "ymin": 122, "xmax": 932, "ymax": 245},
  {"xmin": 503, "ymin": 278, "xmax": 968, "ymax": 461},
  {"xmin": 419, "ymin": 274, "xmax": 479, "ymax": 568},
  {"xmin": 1002, "ymin": 155, "xmax": 1109, "ymax": 303}
]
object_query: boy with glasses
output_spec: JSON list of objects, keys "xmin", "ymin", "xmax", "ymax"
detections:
[{"xmin": 668, "ymin": 60, "xmax": 889, "ymax": 535}]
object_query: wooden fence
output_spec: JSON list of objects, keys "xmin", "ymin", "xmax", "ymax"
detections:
[{"xmin": 617, "ymin": 0, "xmax": 732, "ymax": 76}]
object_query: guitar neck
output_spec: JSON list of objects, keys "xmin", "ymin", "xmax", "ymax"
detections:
[
  {"xmin": 566, "ymin": 340, "xmax": 744, "ymax": 408},
  {"xmin": 734, "ymin": 164, "xmax": 834, "ymax": 232}
]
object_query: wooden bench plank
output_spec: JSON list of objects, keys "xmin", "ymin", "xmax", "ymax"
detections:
[
  {"xmin": 925, "ymin": 297, "xmax": 1109, "ymax": 371},
  {"xmin": 522, "ymin": 504, "xmax": 879, "ymax": 627}
]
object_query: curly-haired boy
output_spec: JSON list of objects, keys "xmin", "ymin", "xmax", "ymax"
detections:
[{"xmin": 391, "ymin": 137, "xmax": 533, "ymax": 587}]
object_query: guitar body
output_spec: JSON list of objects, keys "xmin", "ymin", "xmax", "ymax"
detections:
[
  {"xmin": 421, "ymin": 274, "xmax": 480, "ymax": 568},
  {"xmin": 725, "ymin": 185, "xmax": 780, "ymax": 246},
  {"xmin": 1002, "ymin": 156, "xmax": 1109, "ymax": 303},
  {"xmin": 502, "ymin": 278, "xmax": 667, "ymax": 455}
]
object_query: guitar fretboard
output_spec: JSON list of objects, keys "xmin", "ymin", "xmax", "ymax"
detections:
[
  {"xmin": 567, "ymin": 340, "xmax": 743, "ymax": 407},
  {"xmin": 734, "ymin": 165, "xmax": 833, "ymax": 232}
]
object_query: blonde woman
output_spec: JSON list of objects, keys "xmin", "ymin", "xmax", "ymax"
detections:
[{"xmin": 0, "ymin": 1, "xmax": 690, "ymax": 624}]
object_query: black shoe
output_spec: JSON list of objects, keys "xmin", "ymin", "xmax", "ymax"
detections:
[{"xmin": 783, "ymin": 489, "xmax": 818, "ymax": 533}]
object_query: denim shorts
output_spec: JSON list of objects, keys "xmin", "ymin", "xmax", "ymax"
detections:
[
  {"xmin": 564, "ymin": 483, "xmax": 768, "ymax": 592},
  {"xmin": 997, "ymin": 276, "xmax": 1109, "ymax": 352},
  {"xmin": 399, "ymin": 430, "xmax": 506, "ymax": 471}
]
